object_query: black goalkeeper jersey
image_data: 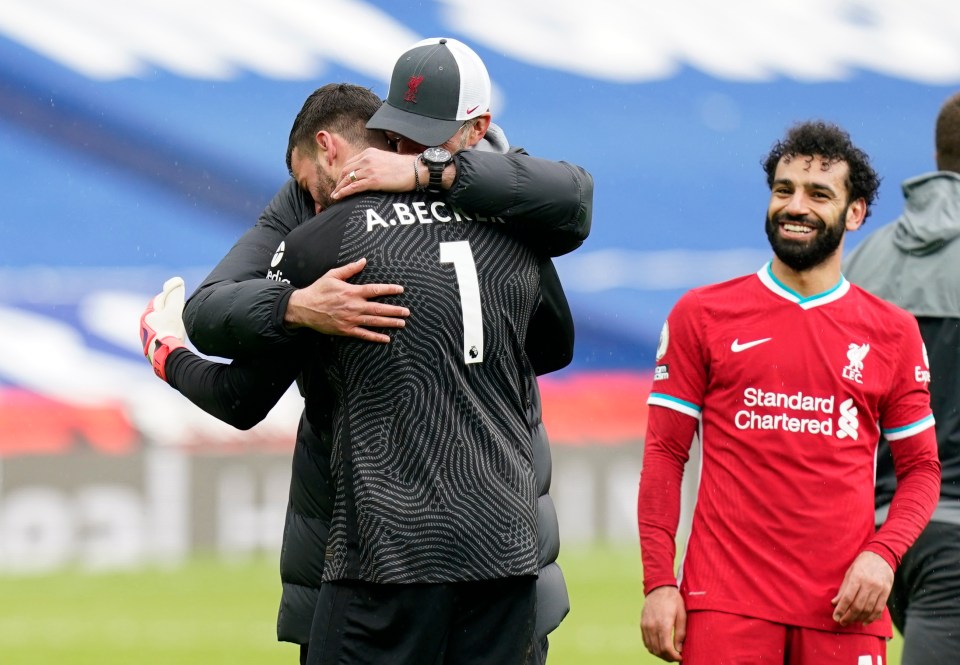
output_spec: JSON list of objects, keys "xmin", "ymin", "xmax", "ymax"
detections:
[{"xmin": 275, "ymin": 192, "xmax": 541, "ymax": 584}]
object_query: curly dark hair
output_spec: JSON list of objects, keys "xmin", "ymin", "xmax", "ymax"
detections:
[{"xmin": 762, "ymin": 120, "xmax": 881, "ymax": 220}]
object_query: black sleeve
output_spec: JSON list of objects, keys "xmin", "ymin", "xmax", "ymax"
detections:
[
  {"xmin": 273, "ymin": 207, "xmax": 349, "ymax": 289},
  {"xmin": 448, "ymin": 149, "xmax": 593, "ymax": 257},
  {"xmin": 529, "ymin": 257, "xmax": 575, "ymax": 376},
  {"xmin": 164, "ymin": 345, "xmax": 304, "ymax": 430},
  {"xmin": 183, "ymin": 179, "xmax": 314, "ymax": 358}
]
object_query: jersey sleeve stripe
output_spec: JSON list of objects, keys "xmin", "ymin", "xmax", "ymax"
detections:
[
  {"xmin": 647, "ymin": 393, "xmax": 702, "ymax": 418},
  {"xmin": 883, "ymin": 414, "xmax": 936, "ymax": 441}
]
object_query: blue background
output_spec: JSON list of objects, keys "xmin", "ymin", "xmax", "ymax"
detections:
[{"xmin": 1, "ymin": 1, "xmax": 958, "ymax": 379}]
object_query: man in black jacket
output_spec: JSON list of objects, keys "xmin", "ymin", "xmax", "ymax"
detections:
[{"xmin": 155, "ymin": 38, "xmax": 592, "ymax": 664}]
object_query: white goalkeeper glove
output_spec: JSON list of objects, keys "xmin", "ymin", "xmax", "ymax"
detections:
[{"xmin": 139, "ymin": 276, "xmax": 186, "ymax": 382}]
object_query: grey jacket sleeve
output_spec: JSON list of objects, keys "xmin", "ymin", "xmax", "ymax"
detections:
[
  {"xmin": 183, "ymin": 179, "xmax": 313, "ymax": 358},
  {"xmin": 449, "ymin": 149, "xmax": 593, "ymax": 257}
]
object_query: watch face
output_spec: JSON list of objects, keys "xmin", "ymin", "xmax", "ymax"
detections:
[{"xmin": 423, "ymin": 146, "xmax": 452, "ymax": 164}]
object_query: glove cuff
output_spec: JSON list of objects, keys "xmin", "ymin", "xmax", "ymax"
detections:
[{"xmin": 152, "ymin": 337, "xmax": 185, "ymax": 382}]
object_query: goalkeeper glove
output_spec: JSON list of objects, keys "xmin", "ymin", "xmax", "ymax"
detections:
[{"xmin": 140, "ymin": 276, "xmax": 186, "ymax": 382}]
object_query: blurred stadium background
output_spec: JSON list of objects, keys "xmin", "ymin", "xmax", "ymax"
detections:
[{"xmin": 1, "ymin": 0, "xmax": 958, "ymax": 662}]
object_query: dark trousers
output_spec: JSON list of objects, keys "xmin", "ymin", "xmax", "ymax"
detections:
[
  {"xmin": 302, "ymin": 633, "xmax": 548, "ymax": 664},
  {"xmin": 888, "ymin": 521, "xmax": 960, "ymax": 665},
  {"xmin": 306, "ymin": 577, "xmax": 537, "ymax": 665}
]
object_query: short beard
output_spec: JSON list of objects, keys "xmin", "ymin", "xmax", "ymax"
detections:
[
  {"xmin": 765, "ymin": 209, "xmax": 846, "ymax": 272},
  {"xmin": 311, "ymin": 163, "xmax": 339, "ymax": 213}
]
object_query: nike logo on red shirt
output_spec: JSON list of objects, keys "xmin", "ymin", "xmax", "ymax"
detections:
[{"xmin": 731, "ymin": 337, "xmax": 772, "ymax": 352}]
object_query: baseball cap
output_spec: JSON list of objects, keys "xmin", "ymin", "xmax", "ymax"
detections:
[{"xmin": 366, "ymin": 37, "xmax": 491, "ymax": 147}]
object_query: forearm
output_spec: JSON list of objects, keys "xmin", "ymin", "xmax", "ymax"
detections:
[
  {"xmin": 865, "ymin": 428, "xmax": 941, "ymax": 570},
  {"xmin": 165, "ymin": 347, "xmax": 301, "ymax": 430},
  {"xmin": 448, "ymin": 150, "xmax": 593, "ymax": 257}
]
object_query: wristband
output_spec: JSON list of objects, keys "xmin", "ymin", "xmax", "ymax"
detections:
[
  {"xmin": 413, "ymin": 156, "xmax": 425, "ymax": 192},
  {"xmin": 151, "ymin": 337, "xmax": 184, "ymax": 382}
]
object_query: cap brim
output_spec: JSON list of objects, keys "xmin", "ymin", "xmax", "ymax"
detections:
[{"xmin": 366, "ymin": 103, "xmax": 463, "ymax": 148}]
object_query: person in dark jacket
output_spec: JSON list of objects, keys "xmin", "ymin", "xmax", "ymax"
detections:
[
  {"xmin": 151, "ymin": 39, "xmax": 592, "ymax": 664},
  {"xmin": 842, "ymin": 91, "xmax": 960, "ymax": 665}
]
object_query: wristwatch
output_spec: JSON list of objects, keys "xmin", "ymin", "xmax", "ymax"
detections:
[{"xmin": 420, "ymin": 147, "xmax": 453, "ymax": 194}]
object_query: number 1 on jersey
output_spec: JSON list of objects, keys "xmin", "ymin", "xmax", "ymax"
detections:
[{"xmin": 440, "ymin": 241, "xmax": 484, "ymax": 364}]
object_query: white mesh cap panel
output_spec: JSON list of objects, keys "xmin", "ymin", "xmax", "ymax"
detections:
[{"xmin": 412, "ymin": 37, "xmax": 491, "ymax": 120}]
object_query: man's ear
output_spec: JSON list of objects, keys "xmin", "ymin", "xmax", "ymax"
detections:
[
  {"xmin": 465, "ymin": 114, "xmax": 492, "ymax": 148},
  {"xmin": 315, "ymin": 130, "xmax": 337, "ymax": 164},
  {"xmin": 845, "ymin": 197, "xmax": 867, "ymax": 231}
]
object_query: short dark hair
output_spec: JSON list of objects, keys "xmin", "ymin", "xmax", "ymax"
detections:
[
  {"xmin": 935, "ymin": 92, "xmax": 960, "ymax": 173},
  {"xmin": 285, "ymin": 83, "xmax": 383, "ymax": 174},
  {"xmin": 762, "ymin": 120, "xmax": 881, "ymax": 220}
]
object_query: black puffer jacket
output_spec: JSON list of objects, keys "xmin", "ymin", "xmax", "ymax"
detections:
[{"xmin": 183, "ymin": 142, "xmax": 593, "ymax": 644}]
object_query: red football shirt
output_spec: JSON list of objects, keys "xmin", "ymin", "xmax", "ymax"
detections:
[{"xmin": 640, "ymin": 263, "xmax": 936, "ymax": 636}]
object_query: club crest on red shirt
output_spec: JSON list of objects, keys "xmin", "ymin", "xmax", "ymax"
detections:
[
  {"xmin": 404, "ymin": 75, "xmax": 424, "ymax": 103},
  {"xmin": 842, "ymin": 342, "xmax": 870, "ymax": 384}
]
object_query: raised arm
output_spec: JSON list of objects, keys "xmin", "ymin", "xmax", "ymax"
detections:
[
  {"xmin": 452, "ymin": 150, "xmax": 589, "ymax": 373},
  {"xmin": 448, "ymin": 149, "xmax": 592, "ymax": 257},
  {"xmin": 327, "ymin": 147, "xmax": 591, "ymax": 374},
  {"xmin": 331, "ymin": 147, "xmax": 593, "ymax": 257}
]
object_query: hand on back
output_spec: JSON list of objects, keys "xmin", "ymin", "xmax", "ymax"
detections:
[{"xmin": 284, "ymin": 258, "xmax": 409, "ymax": 343}]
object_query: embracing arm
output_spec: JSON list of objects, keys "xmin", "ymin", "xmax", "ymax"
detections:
[
  {"xmin": 326, "ymin": 146, "xmax": 589, "ymax": 372},
  {"xmin": 446, "ymin": 151, "xmax": 588, "ymax": 373},
  {"xmin": 184, "ymin": 179, "xmax": 310, "ymax": 357},
  {"xmin": 448, "ymin": 149, "xmax": 592, "ymax": 257},
  {"xmin": 331, "ymin": 147, "xmax": 593, "ymax": 257},
  {"xmin": 447, "ymin": 150, "xmax": 588, "ymax": 371},
  {"xmin": 164, "ymin": 346, "xmax": 304, "ymax": 430},
  {"xmin": 184, "ymin": 179, "xmax": 407, "ymax": 357}
]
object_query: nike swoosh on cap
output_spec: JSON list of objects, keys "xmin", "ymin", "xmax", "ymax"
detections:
[
  {"xmin": 466, "ymin": 105, "xmax": 480, "ymax": 114},
  {"xmin": 731, "ymin": 337, "xmax": 772, "ymax": 352}
]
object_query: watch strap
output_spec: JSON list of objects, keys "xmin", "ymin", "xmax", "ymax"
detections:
[{"xmin": 426, "ymin": 160, "xmax": 445, "ymax": 194}]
